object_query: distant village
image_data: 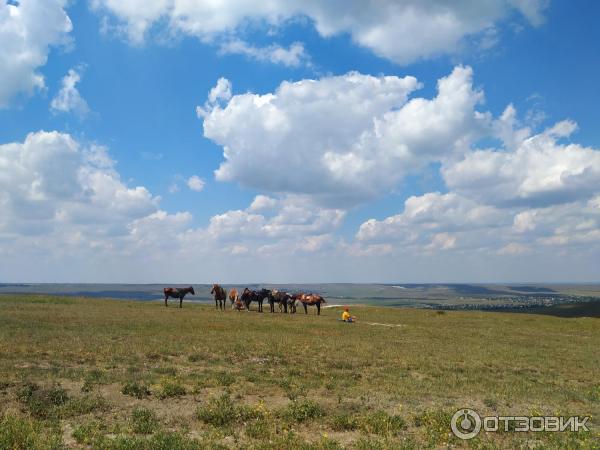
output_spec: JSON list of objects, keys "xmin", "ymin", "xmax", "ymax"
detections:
[{"xmin": 431, "ymin": 295, "xmax": 598, "ymax": 311}]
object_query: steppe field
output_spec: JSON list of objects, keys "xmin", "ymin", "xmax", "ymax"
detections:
[{"xmin": 0, "ymin": 295, "xmax": 598, "ymax": 449}]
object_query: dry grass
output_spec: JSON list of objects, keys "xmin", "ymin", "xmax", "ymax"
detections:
[{"xmin": 0, "ymin": 294, "xmax": 598, "ymax": 449}]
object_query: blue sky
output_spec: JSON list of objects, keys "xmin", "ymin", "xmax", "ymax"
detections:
[{"xmin": 1, "ymin": 0, "xmax": 599, "ymax": 283}]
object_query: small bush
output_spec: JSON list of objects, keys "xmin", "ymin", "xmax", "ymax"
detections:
[
  {"xmin": 121, "ymin": 382, "xmax": 151, "ymax": 399},
  {"xmin": 282, "ymin": 399, "xmax": 324, "ymax": 423},
  {"xmin": 329, "ymin": 413, "xmax": 358, "ymax": 431},
  {"xmin": 158, "ymin": 379, "xmax": 186, "ymax": 398},
  {"xmin": 413, "ymin": 410, "xmax": 453, "ymax": 446},
  {"xmin": 196, "ymin": 393, "xmax": 237, "ymax": 427},
  {"xmin": 17, "ymin": 383, "xmax": 69, "ymax": 419},
  {"xmin": 359, "ymin": 411, "xmax": 405, "ymax": 435},
  {"xmin": 131, "ymin": 407, "xmax": 158, "ymax": 434},
  {"xmin": 72, "ymin": 421, "xmax": 104, "ymax": 445}
]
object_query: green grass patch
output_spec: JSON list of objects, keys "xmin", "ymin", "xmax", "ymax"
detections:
[
  {"xmin": 121, "ymin": 381, "xmax": 151, "ymax": 399},
  {"xmin": 0, "ymin": 414, "xmax": 63, "ymax": 450},
  {"xmin": 157, "ymin": 379, "xmax": 186, "ymax": 398},
  {"xmin": 131, "ymin": 407, "xmax": 159, "ymax": 434},
  {"xmin": 16, "ymin": 383, "xmax": 69, "ymax": 419}
]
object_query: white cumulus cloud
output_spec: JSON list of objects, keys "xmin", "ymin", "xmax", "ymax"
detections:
[
  {"xmin": 0, "ymin": 0, "xmax": 72, "ymax": 107},
  {"xmin": 91, "ymin": 0, "xmax": 547, "ymax": 64},
  {"xmin": 443, "ymin": 119, "xmax": 600, "ymax": 207},
  {"xmin": 200, "ymin": 66, "xmax": 486, "ymax": 206}
]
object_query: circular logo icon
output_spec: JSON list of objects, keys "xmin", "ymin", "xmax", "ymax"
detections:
[{"xmin": 451, "ymin": 408, "xmax": 481, "ymax": 440}]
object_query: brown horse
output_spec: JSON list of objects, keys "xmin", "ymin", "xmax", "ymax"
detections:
[
  {"xmin": 240, "ymin": 288, "xmax": 270, "ymax": 312},
  {"xmin": 228, "ymin": 288, "xmax": 239, "ymax": 309},
  {"xmin": 163, "ymin": 286, "xmax": 195, "ymax": 308},
  {"xmin": 270, "ymin": 289, "xmax": 292, "ymax": 313},
  {"xmin": 211, "ymin": 284, "xmax": 227, "ymax": 310},
  {"xmin": 297, "ymin": 293, "xmax": 326, "ymax": 315}
]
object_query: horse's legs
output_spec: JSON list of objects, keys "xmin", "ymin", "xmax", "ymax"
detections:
[
  {"xmin": 180, "ymin": 297, "xmax": 183, "ymax": 308},
  {"xmin": 317, "ymin": 302, "xmax": 321, "ymax": 315},
  {"xmin": 164, "ymin": 295, "xmax": 168, "ymax": 307},
  {"xmin": 303, "ymin": 303, "xmax": 307, "ymax": 314}
]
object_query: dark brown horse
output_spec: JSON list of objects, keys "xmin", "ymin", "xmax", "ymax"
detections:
[
  {"xmin": 211, "ymin": 284, "xmax": 227, "ymax": 310},
  {"xmin": 240, "ymin": 288, "xmax": 270, "ymax": 312},
  {"xmin": 163, "ymin": 286, "xmax": 195, "ymax": 308},
  {"xmin": 270, "ymin": 289, "xmax": 293, "ymax": 313},
  {"xmin": 297, "ymin": 293, "xmax": 326, "ymax": 315}
]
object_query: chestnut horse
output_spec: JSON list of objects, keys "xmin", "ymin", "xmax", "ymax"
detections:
[
  {"xmin": 297, "ymin": 293, "xmax": 326, "ymax": 315},
  {"xmin": 163, "ymin": 286, "xmax": 195, "ymax": 308},
  {"xmin": 228, "ymin": 288, "xmax": 239, "ymax": 309},
  {"xmin": 211, "ymin": 284, "xmax": 227, "ymax": 310}
]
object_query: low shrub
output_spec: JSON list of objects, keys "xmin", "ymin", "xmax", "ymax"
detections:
[
  {"xmin": 17, "ymin": 383, "xmax": 69, "ymax": 419},
  {"xmin": 359, "ymin": 411, "xmax": 405, "ymax": 436},
  {"xmin": 329, "ymin": 413, "xmax": 359, "ymax": 431},
  {"xmin": 158, "ymin": 379, "xmax": 186, "ymax": 398},
  {"xmin": 131, "ymin": 407, "xmax": 158, "ymax": 434},
  {"xmin": 196, "ymin": 393, "xmax": 237, "ymax": 427},
  {"xmin": 121, "ymin": 381, "xmax": 151, "ymax": 399},
  {"xmin": 72, "ymin": 421, "xmax": 104, "ymax": 445},
  {"xmin": 281, "ymin": 399, "xmax": 324, "ymax": 423}
]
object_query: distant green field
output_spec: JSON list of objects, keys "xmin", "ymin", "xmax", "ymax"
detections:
[{"xmin": 0, "ymin": 295, "xmax": 598, "ymax": 449}]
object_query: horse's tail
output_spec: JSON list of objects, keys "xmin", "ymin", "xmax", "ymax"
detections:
[{"xmin": 320, "ymin": 296, "xmax": 326, "ymax": 304}]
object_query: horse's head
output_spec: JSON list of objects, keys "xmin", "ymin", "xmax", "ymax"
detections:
[
  {"xmin": 210, "ymin": 283, "xmax": 217, "ymax": 294},
  {"xmin": 189, "ymin": 286, "xmax": 195, "ymax": 295}
]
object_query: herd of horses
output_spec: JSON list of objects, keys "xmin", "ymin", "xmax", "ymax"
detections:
[{"xmin": 163, "ymin": 285, "xmax": 326, "ymax": 315}]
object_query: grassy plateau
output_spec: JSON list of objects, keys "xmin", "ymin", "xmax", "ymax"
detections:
[{"xmin": 0, "ymin": 294, "xmax": 598, "ymax": 449}]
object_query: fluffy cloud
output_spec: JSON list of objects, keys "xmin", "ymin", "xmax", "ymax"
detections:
[
  {"xmin": 443, "ymin": 118, "xmax": 600, "ymax": 207},
  {"xmin": 0, "ymin": 0, "xmax": 72, "ymax": 107},
  {"xmin": 201, "ymin": 66, "xmax": 486, "ymax": 206},
  {"xmin": 203, "ymin": 195, "xmax": 345, "ymax": 243},
  {"xmin": 50, "ymin": 67, "xmax": 90, "ymax": 116},
  {"xmin": 91, "ymin": 0, "xmax": 547, "ymax": 64},
  {"xmin": 0, "ymin": 131, "xmax": 158, "ymax": 240},
  {"xmin": 356, "ymin": 192, "xmax": 505, "ymax": 251}
]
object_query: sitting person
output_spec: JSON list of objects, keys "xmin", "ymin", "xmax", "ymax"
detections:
[{"xmin": 341, "ymin": 306, "xmax": 356, "ymax": 322}]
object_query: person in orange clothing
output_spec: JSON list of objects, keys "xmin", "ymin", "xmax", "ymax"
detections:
[{"xmin": 341, "ymin": 306, "xmax": 356, "ymax": 322}]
